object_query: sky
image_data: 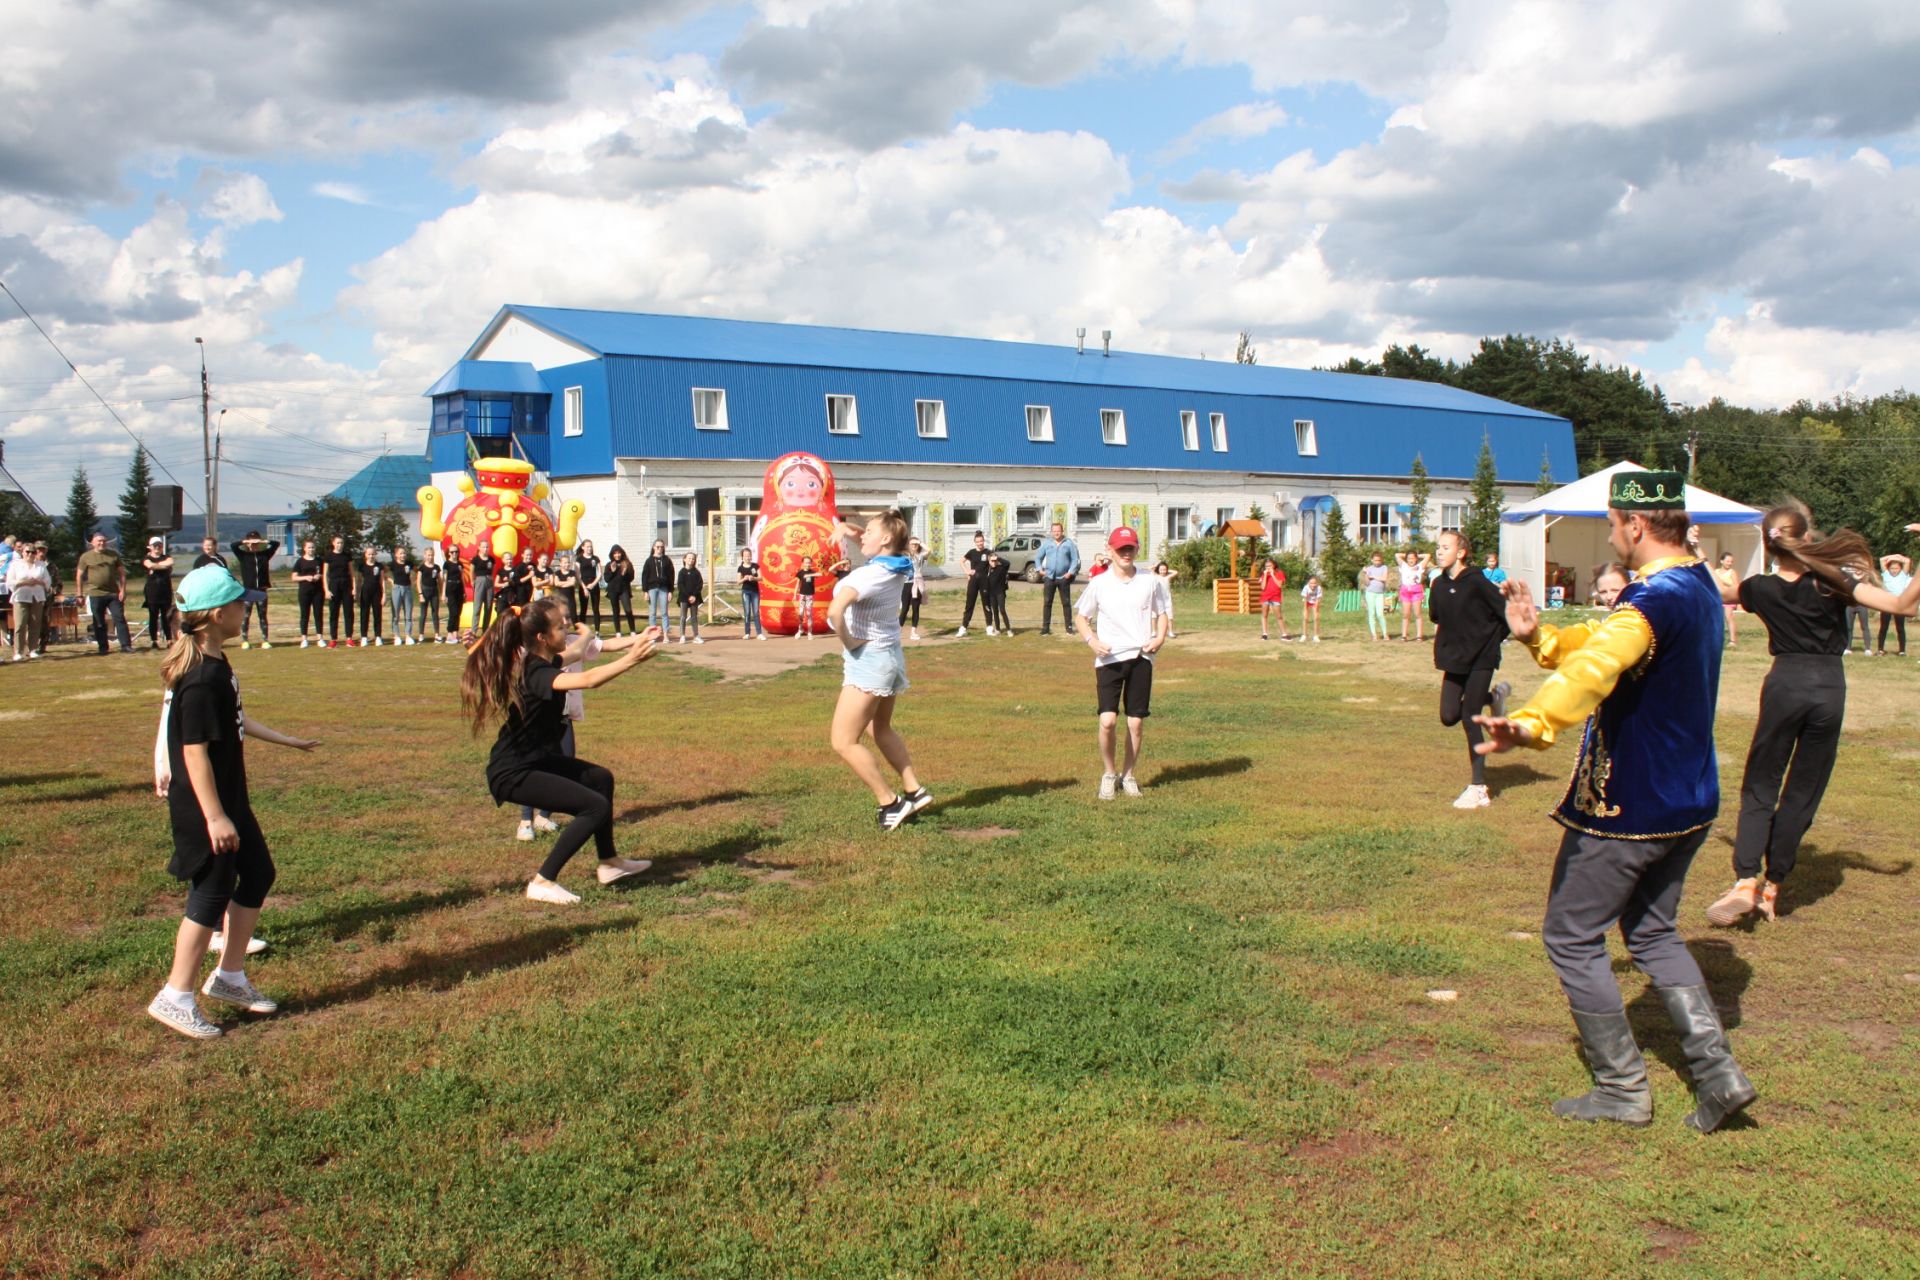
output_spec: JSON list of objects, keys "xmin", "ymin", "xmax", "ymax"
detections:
[{"xmin": 2, "ymin": 0, "xmax": 1918, "ymax": 517}]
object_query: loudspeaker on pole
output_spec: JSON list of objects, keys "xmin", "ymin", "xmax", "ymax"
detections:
[{"xmin": 147, "ymin": 485, "xmax": 184, "ymax": 533}]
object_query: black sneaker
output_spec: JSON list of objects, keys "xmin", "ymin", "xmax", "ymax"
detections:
[
  {"xmin": 902, "ymin": 786, "xmax": 934, "ymax": 816},
  {"xmin": 877, "ymin": 796, "xmax": 914, "ymax": 831}
]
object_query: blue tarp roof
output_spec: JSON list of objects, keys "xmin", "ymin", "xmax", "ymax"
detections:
[
  {"xmin": 472, "ymin": 306, "xmax": 1564, "ymax": 421},
  {"xmin": 424, "ymin": 360, "xmax": 548, "ymax": 398},
  {"xmin": 326, "ymin": 453, "xmax": 432, "ymax": 510}
]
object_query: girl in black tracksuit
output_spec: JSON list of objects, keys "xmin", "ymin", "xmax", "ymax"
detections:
[
  {"xmin": 417, "ymin": 551, "xmax": 442, "ymax": 641},
  {"xmin": 1428, "ymin": 531, "xmax": 1509, "ymax": 808},
  {"xmin": 444, "ymin": 552, "xmax": 467, "ymax": 639},
  {"xmin": 292, "ymin": 541, "xmax": 323, "ymax": 643},
  {"xmin": 576, "ymin": 541, "xmax": 603, "ymax": 632},
  {"xmin": 676, "ymin": 555, "xmax": 704, "ymax": 643},
  {"xmin": 355, "ymin": 549, "xmax": 386, "ymax": 643},
  {"xmin": 603, "ymin": 546, "xmax": 637, "ymax": 635},
  {"xmin": 322, "ymin": 538, "xmax": 355, "ymax": 644}
]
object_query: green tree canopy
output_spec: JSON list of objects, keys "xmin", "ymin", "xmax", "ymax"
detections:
[
  {"xmin": 365, "ymin": 504, "xmax": 411, "ymax": 554},
  {"xmin": 1463, "ymin": 436, "xmax": 1504, "ymax": 563},
  {"xmin": 61, "ymin": 465, "xmax": 98, "ymax": 561},
  {"xmin": 300, "ymin": 494, "xmax": 364, "ymax": 555},
  {"xmin": 117, "ymin": 446, "xmax": 153, "ymax": 554}
]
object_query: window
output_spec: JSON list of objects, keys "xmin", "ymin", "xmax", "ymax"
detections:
[
  {"xmin": 1015, "ymin": 503, "xmax": 1045, "ymax": 531},
  {"xmin": 431, "ymin": 395, "xmax": 458, "ymax": 435},
  {"xmin": 1210, "ymin": 412, "xmax": 1228, "ymax": 452},
  {"xmin": 1216, "ymin": 507, "xmax": 1235, "ymax": 530},
  {"xmin": 915, "ymin": 399, "xmax": 947, "ymax": 439},
  {"xmin": 1074, "ymin": 503, "xmax": 1105, "ymax": 531},
  {"xmin": 826, "ymin": 394, "xmax": 858, "ymax": 435},
  {"xmin": 1025, "ymin": 405, "xmax": 1053, "ymax": 442},
  {"xmin": 1166, "ymin": 507, "xmax": 1193, "ymax": 542},
  {"xmin": 1100, "ymin": 408, "xmax": 1127, "ymax": 446},
  {"xmin": 1358, "ymin": 502, "xmax": 1396, "ymax": 544},
  {"xmin": 692, "ymin": 387, "xmax": 728, "ymax": 431},
  {"xmin": 952, "ymin": 504, "xmax": 984, "ymax": 528},
  {"xmin": 729, "ymin": 496, "xmax": 761, "ymax": 548},
  {"xmin": 1440, "ymin": 502, "xmax": 1468, "ymax": 533},
  {"xmin": 466, "ymin": 395, "xmax": 513, "ymax": 438},
  {"xmin": 563, "ymin": 386, "xmax": 584, "ymax": 437},
  {"xmin": 1180, "ymin": 410, "xmax": 1199, "ymax": 451},
  {"xmin": 1294, "ymin": 418, "xmax": 1318, "ymax": 456},
  {"xmin": 656, "ymin": 495, "xmax": 695, "ymax": 549},
  {"xmin": 1269, "ymin": 517, "xmax": 1291, "ymax": 551}
]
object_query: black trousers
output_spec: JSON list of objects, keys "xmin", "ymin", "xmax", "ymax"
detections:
[
  {"xmin": 421, "ymin": 593, "xmax": 442, "ymax": 633},
  {"xmin": 357, "ymin": 593, "xmax": 382, "ymax": 637},
  {"xmin": 986, "ymin": 585, "xmax": 1011, "ymax": 630},
  {"xmin": 328, "ymin": 587, "xmax": 353, "ymax": 639},
  {"xmin": 145, "ymin": 594, "xmax": 175, "ymax": 645},
  {"xmin": 607, "ymin": 587, "xmax": 636, "ymax": 632},
  {"xmin": 582, "ymin": 585, "xmax": 602, "ymax": 630},
  {"xmin": 1733, "ymin": 656, "xmax": 1845, "ymax": 883},
  {"xmin": 1439, "ymin": 667, "xmax": 1496, "ymax": 786},
  {"xmin": 1543, "ymin": 826, "xmax": 1710, "ymax": 1014},
  {"xmin": 499, "ymin": 756, "xmax": 616, "ymax": 880},
  {"xmin": 446, "ymin": 590, "xmax": 464, "ymax": 632},
  {"xmin": 1877, "ymin": 612, "xmax": 1907, "ymax": 654},
  {"xmin": 962, "ymin": 577, "xmax": 986, "ymax": 627},
  {"xmin": 298, "ymin": 584, "xmax": 323, "ymax": 636},
  {"xmin": 1040, "ymin": 579, "xmax": 1072, "ymax": 632},
  {"xmin": 898, "ymin": 581, "xmax": 921, "ymax": 628}
]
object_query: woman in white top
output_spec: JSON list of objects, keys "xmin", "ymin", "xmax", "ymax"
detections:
[
  {"xmin": 828, "ymin": 510, "xmax": 932, "ymax": 831},
  {"xmin": 897, "ymin": 537, "xmax": 927, "ymax": 641},
  {"xmin": 6, "ymin": 541, "xmax": 52, "ymax": 661}
]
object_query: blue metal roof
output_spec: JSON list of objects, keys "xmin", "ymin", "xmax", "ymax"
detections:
[
  {"xmin": 474, "ymin": 305, "xmax": 1563, "ymax": 421},
  {"xmin": 327, "ymin": 453, "xmax": 432, "ymax": 510},
  {"xmin": 424, "ymin": 360, "xmax": 549, "ymax": 398}
]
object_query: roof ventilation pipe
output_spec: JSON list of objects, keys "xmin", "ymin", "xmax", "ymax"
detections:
[
  {"xmin": 1101, "ymin": 329, "xmax": 1111, "ymax": 357},
  {"xmin": 1076, "ymin": 328, "xmax": 1086, "ymax": 355}
]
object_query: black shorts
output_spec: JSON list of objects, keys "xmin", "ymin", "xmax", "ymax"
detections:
[
  {"xmin": 1095, "ymin": 656, "xmax": 1154, "ymax": 719},
  {"xmin": 181, "ymin": 813, "xmax": 276, "ymax": 927}
]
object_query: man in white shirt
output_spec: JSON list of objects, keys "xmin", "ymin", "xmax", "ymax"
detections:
[{"xmin": 1074, "ymin": 525, "xmax": 1170, "ymax": 799}]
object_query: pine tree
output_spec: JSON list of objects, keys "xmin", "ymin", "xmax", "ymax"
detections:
[
  {"xmin": 61, "ymin": 465, "xmax": 99, "ymax": 562},
  {"xmin": 117, "ymin": 446, "xmax": 154, "ymax": 551},
  {"xmin": 1536, "ymin": 448, "xmax": 1557, "ymax": 495},
  {"xmin": 1407, "ymin": 454, "xmax": 1432, "ymax": 542},
  {"xmin": 1319, "ymin": 501, "xmax": 1365, "ymax": 590},
  {"xmin": 1463, "ymin": 435, "xmax": 1504, "ymax": 564}
]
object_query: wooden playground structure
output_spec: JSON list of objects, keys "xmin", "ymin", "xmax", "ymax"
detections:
[{"xmin": 1210, "ymin": 519, "xmax": 1269, "ymax": 614}]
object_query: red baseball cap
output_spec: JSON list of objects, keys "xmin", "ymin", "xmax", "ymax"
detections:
[{"xmin": 1108, "ymin": 526, "xmax": 1140, "ymax": 551}]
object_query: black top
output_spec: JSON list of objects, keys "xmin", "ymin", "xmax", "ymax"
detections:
[
  {"xmin": 987, "ymin": 559, "xmax": 1010, "ymax": 588},
  {"xmin": 389, "ymin": 559, "xmax": 414, "ymax": 588},
  {"xmin": 738, "ymin": 561, "xmax": 760, "ymax": 589},
  {"xmin": 798, "ymin": 570, "xmax": 817, "ymax": 596},
  {"xmin": 321, "ymin": 550, "xmax": 354, "ymax": 590},
  {"xmin": 472, "ymin": 553, "xmax": 496, "ymax": 584},
  {"xmin": 293, "ymin": 556, "xmax": 321, "ymax": 585},
  {"xmin": 1739, "ymin": 573, "xmax": 1850, "ymax": 657},
  {"xmin": 677, "ymin": 567, "xmax": 704, "ymax": 603},
  {"xmin": 641, "ymin": 553, "xmax": 675, "ymax": 592},
  {"xmin": 576, "ymin": 554, "xmax": 601, "ymax": 588},
  {"xmin": 228, "ymin": 540, "xmax": 278, "ymax": 589},
  {"xmin": 444, "ymin": 560, "xmax": 466, "ymax": 602},
  {"xmin": 552, "ymin": 568, "xmax": 578, "ymax": 593},
  {"xmin": 603, "ymin": 558, "xmax": 634, "ymax": 589},
  {"xmin": 165, "ymin": 656, "xmax": 252, "ymax": 880},
  {"xmin": 964, "ymin": 547, "xmax": 989, "ymax": 577},
  {"xmin": 354, "ymin": 560, "xmax": 385, "ymax": 596},
  {"xmin": 510, "ymin": 562, "xmax": 535, "ymax": 604},
  {"xmin": 486, "ymin": 654, "xmax": 567, "ymax": 799},
  {"xmin": 417, "ymin": 563, "xmax": 440, "ymax": 594},
  {"xmin": 1428, "ymin": 567, "xmax": 1509, "ymax": 672},
  {"xmin": 193, "ymin": 551, "xmax": 228, "ymax": 570}
]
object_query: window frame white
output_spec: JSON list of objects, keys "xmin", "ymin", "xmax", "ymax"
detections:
[
  {"xmin": 1215, "ymin": 507, "xmax": 1235, "ymax": 530},
  {"xmin": 692, "ymin": 387, "xmax": 729, "ymax": 432},
  {"xmin": 562, "ymin": 385, "xmax": 584, "ymax": 438},
  {"xmin": 915, "ymin": 399, "xmax": 948, "ymax": 439},
  {"xmin": 1166, "ymin": 506, "xmax": 1193, "ymax": 542},
  {"xmin": 1210, "ymin": 411, "xmax": 1228, "ymax": 452},
  {"xmin": 1294, "ymin": 418, "xmax": 1318, "ymax": 456},
  {"xmin": 1179, "ymin": 410, "xmax": 1199, "ymax": 451},
  {"xmin": 1440, "ymin": 502, "xmax": 1468, "ymax": 533},
  {"xmin": 825, "ymin": 393, "xmax": 859, "ymax": 436},
  {"xmin": 1357, "ymin": 502, "xmax": 1396, "ymax": 545},
  {"xmin": 657, "ymin": 494, "xmax": 697, "ymax": 549},
  {"xmin": 1025, "ymin": 404, "xmax": 1054, "ymax": 443},
  {"xmin": 1100, "ymin": 408, "xmax": 1127, "ymax": 446},
  {"xmin": 1014, "ymin": 503, "xmax": 1046, "ymax": 531},
  {"xmin": 1074, "ymin": 502, "xmax": 1105, "ymax": 531},
  {"xmin": 951, "ymin": 503, "xmax": 985, "ymax": 528}
]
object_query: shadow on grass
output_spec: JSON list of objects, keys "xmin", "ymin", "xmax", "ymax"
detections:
[
  {"xmin": 1483, "ymin": 760, "xmax": 1554, "ymax": 789},
  {"xmin": 31, "ymin": 781, "xmax": 157, "ymax": 804},
  {"xmin": 0, "ymin": 769, "xmax": 105, "ymax": 789},
  {"xmin": 618, "ymin": 830, "xmax": 793, "ymax": 888},
  {"xmin": 286, "ymin": 916, "xmax": 631, "ymax": 1013},
  {"xmin": 939, "ymin": 778, "xmax": 1078, "ymax": 812},
  {"xmin": 1774, "ymin": 844, "xmax": 1912, "ymax": 918},
  {"xmin": 277, "ymin": 885, "xmax": 497, "ymax": 947},
  {"xmin": 1623, "ymin": 937, "xmax": 1755, "ymax": 1087},
  {"xmin": 616, "ymin": 789, "xmax": 752, "ymax": 825},
  {"xmin": 1147, "ymin": 757, "xmax": 1253, "ymax": 787}
]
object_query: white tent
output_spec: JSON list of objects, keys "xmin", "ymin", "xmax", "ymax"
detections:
[{"xmin": 1499, "ymin": 460, "xmax": 1763, "ymax": 605}]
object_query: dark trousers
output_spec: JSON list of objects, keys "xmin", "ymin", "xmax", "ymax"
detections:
[
  {"xmin": 607, "ymin": 587, "xmax": 636, "ymax": 633},
  {"xmin": 1877, "ymin": 612, "xmax": 1907, "ymax": 655},
  {"xmin": 962, "ymin": 577, "xmax": 986, "ymax": 627},
  {"xmin": 1040, "ymin": 579, "xmax": 1073, "ymax": 632},
  {"xmin": 328, "ymin": 593, "xmax": 353, "ymax": 639},
  {"xmin": 446, "ymin": 591, "xmax": 464, "ymax": 632},
  {"xmin": 298, "ymin": 585, "xmax": 323, "ymax": 636},
  {"xmin": 897, "ymin": 582, "xmax": 919, "ymax": 629},
  {"xmin": 1439, "ymin": 668, "xmax": 1496, "ymax": 786},
  {"xmin": 146, "ymin": 600, "xmax": 174, "ymax": 645},
  {"xmin": 358, "ymin": 595, "xmax": 382, "ymax": 637},
  {"xmin": 582, "ymin": 585, "xmax": 602, "ymax": 631},
  {"xmin": 242, "ymin": 599, "xmax": 269, "ymax": 640},
  {"xmin": 1733, "ymin": 657, "xmax": 1844, "ymax": 883},
  {"xmin": 89, "ymin": 596, "xmax": 132, "ymax": 653},
  {"xmin": 1542, "ymin": 826, "xmax": 1711, "ymax": 1014},
  {"xmin": 499, "ymin": 756, "xmax": 616, "ymax": 881},
  {"xmin": 421, "ymin": 594, "xmax": 442, "ymax": 633},
  {"xmin": 986, "ymin": 585, "xmax": 1011, "ymax": 630}
]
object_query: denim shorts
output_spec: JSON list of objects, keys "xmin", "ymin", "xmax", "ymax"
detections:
[{"xmin": 842, "ymin": 640, "xmax": 910, "ymax": 697}]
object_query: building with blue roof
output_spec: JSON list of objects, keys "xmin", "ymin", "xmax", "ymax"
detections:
[{"xmin": 424, "ymin": 305, "xmax": 1576, "ymax": 569}]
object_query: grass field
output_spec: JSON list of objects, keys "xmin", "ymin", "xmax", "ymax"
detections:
[{"xmin": 3, "ymin": 586, "xmax": 1918, "ymax": 1278}]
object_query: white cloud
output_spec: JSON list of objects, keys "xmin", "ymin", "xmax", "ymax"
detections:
[
  {"xmin": 1655, "ymin": 304, "xmax": 1920, "ymax": 409},
  {"xmin": 312, "ymin": 181, "xmax": 377, "ymax": 206},
  {"xmin": 1159, "ymin": 101, "xmax": 1289, "ymax": 161},
  {"xmin": 198, "ymin": 172, "xmax": 283, "ymax": 228}
]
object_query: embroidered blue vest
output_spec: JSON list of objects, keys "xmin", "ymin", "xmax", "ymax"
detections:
[{"xmin": 1553, "ymin": 560, "xmax": 1723, "ymax": 840}]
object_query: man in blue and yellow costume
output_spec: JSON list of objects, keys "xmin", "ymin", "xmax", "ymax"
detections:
[{"xmin": 1477, "ymin": 470, "xmax": 1755, "ymax": 1134}]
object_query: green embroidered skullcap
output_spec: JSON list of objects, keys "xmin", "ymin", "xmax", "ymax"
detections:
[{"xmin": 1609, "ymin": 470, "xmax": 1686, "ymax": 511}]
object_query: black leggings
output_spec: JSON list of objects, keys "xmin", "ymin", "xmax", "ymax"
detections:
[
  {"xmin": 299, "ymin": 584, "xmax": 323, "ymax": 636},
  {"xmin": 607, "ymin": 587, "xmax": 636, "ymax": 632},
  {"xmin": 1733, "ymin": 657, "xmax": 1844, "ymax": 883},
  {"xmin": 358, "ymin": 594, "xmax": 382, "ymax": 637},
  {"xmin": 899, "ymin": 581, "xmax": 921, "ymax": 627},
  {"xmin": 986, "ymin": 586, "xmax": 1010, "ymax": 630},
  {"xmin": 500, "ymin": 757, "xmax": 617, "ymax": 880},
  {"xmin": 328, "ymin": 592, "xmax": 353, "ymax": 639},
  {"xmin": 1877, "ymin": 612, "xmax": 1907, "ymax": 655},
  {"xmin": 146, "ymin": 600, "xmax": 174, "ymax": 645},
  {"xmin": 1439, "ymin": 668, "xmax": 1497, "ymax": 786},
  {"xmin": 582, "ymin": 585, "xmax": 603, "ymax": 630},
  {"xmin": 421, "ymin": 594, "xmax": 441, "ymax": 634},
  {"xmin": 184, "ymin": 817, "xmax": 276, "ymax": 927}
]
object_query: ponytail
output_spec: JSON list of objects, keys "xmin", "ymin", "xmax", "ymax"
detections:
[
  {"xmin": 1763, "ymin": 499, "xmax": 1880, "ymax": 598},
  {"xmin": 460, "ymin": 597, "xmax": 564, "ymax": 733},
  {"xmin": 161, "ymin": 608, "xmax": 214, "ymax": 689}
]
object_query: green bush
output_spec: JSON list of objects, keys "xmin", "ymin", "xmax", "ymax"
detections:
[{"xmin": 1166, "ymin": 536, "xmax": 1271, "ymax": 586}]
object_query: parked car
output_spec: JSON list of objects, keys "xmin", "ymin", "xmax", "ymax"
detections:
[{"xmin": 993, "ymin": 534, "xmax": 1047, "ymax": 582}]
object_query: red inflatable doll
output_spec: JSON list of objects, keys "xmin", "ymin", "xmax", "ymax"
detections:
[{"xmin": 753, "ymin": 452, "xmax": 846, "ymax": 636}]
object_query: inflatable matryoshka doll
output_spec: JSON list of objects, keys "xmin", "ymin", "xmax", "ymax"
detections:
[{"xmin": 752, "ymin": 452, "xmax": 843, "ymax": 636}]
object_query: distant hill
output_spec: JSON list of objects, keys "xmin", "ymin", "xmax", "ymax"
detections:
[{"xmin": 97, "ymin": 513, "xmax": 286, "ymax": 550}]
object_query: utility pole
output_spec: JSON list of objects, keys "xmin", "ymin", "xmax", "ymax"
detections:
[
  {"xmin": 213, "ymin": 410, "xmax": 225, "ymax": 539},
  {"xmin": 1684, "ymin": 428, "xmax": 1700, "ymax": 481},
  {"xmin": 195, "ymin": 337, "xmax": 218, "ymax": 540}
]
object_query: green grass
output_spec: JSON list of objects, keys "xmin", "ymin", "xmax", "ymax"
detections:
[{"xmin": 2, "ymin": 587, "xmax": 1918, "ymax": 1277}]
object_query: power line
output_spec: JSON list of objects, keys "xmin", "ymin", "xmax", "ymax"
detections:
[
  {"xmin": 0, "ymin": 278, "xmax": 205, "ymax": 512},
  {"xmin": 0, "ymin": 395, "xmax": 198, "ymax": 415}
]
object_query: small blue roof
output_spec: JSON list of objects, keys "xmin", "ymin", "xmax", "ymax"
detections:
[
  {"xmin": 472, "ymin": 305, "xmax": 1563, "ymax": 421},
  {"xmin": 424, "ymin": 360, "xmax": 548, "ymax": 398},
  {"xmin": 327, "ymin": 454, "xmax": 432, "ymax": 510}
]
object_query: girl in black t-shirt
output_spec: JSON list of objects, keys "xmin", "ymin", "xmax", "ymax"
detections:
[
  {"xmin": 551, "ymin": 552, "xmax": 578, "ymax": 620},
  {"xmin": 576, "ymin": 540, "xmax": 603, "ymax": 633},
  {"xmin": 602, "ymin": 545, "xmax": 636, "ymax": 635},
  {"xmin": 417, "ymin": 547, "xmax": 442, "ymax": 642},
  {"xmin": 675, "ymin": 552, "xmax": 705, "ymax": 644},
  {"xmin": 1428, "ymin": 529, "xmax": 1511, "ymax": 811},
  {"xmin": 292, "ymin": 540, "xmax": 323, "ymax": 647},
  {"xmin": 355, "ymin": 548, "xmax": 386, "ymax": 645},
  {"xmin": 148, "ymin": 572, "xmax": 318, "ymax": 1039},
  {"xmin": 321, "ymin": 536, "xmax": 354, "ymax": 646},
  {"xmin": 444, "ymin": 550, "xmax": 468, "ymax": 642},
  {"xmin": 796, "ymin": 557, "xmax": 817, "ymax": 638},
  {"xmin": 141, "ymin": 537, "xmax": 175, "ymax": 647},
  {"xmin": 510, "ymin": 549, "xmax": 536, "ymax": 608},
  {"xmin": 1707, "ymin": 502, "xmax": 1920, "ymax": 925},
  {"xmin": 461, "ymin": 596, "xmax": 657, "ymax": 903}
]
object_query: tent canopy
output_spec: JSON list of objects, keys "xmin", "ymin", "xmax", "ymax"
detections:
[{"xmin": 1502, "ymin": 460, "xmax": 1761, "ymax": 525}]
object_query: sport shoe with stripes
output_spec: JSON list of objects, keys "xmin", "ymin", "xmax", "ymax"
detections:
[
  {"xmin": 147, "ymin": 992, "xmax": 222, "ymax": 1039},
  {"xmin": 201, "ymin": 970, "xmax": 278, "ymax": 1014}
]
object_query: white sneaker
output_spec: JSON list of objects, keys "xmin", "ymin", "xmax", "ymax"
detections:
[
  {"xmin": 1452, "ymin": 784, "xmax": 1492, "ymax": 810},
  {"xmin": 208, "ymin": 932, "xmax": 268, "ymax": 957},
  {"xmin": 300, "ymin": 638, "xmax": 310, "ymax": 649},
  {"xmin": 597, "ymin": 857, "xmax": 653, "ymax": 884},
  {"xmin": 1098, "ymin": 773, "xmax": 1117, "ymax": 801},
  {"xmin": 532, "ymin": 815, "xmax": 560, "ymax": 833},
  {"xmin": 986, "ymin": 626, "xmax": 997, "ymax": 636},
  {"xmin": 955, "ymin": 626, "xmax": 968, "ymax": 638},
  {"xmin": 525, "ymin": 876, "xmax": 581, "ymax": 904},
  {"xmin": 259, "ymin": 640, "xmax": 273, "ymax": 649},
  {"xmin": 1120, "ymin": 773, "xmax": 1142, "ymax": 797},
  {"xmin": 147, "ymin": 992, "xmax": 221, "ymax": 1039},
  {"xmin": 202, "ymin": 969, "xmax": 277, "ymax": 1014},
  {"xmin": 516, "ymin": 820, "xmax": 535, "ymax": 841},
  {"xmin": 241, "ymin": 641, "xmax": 252, "ymax": 650},
  {"xmin": 692, "ymin": 636, "xmax": 704, "ymax": 644},
  {"xmin": 910, "ymin": 629, "xmax": 920, "ymax": 641}
]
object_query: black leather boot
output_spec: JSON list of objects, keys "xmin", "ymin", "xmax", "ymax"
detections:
[
  {"xmin": 1552, "ymin": 1009, "xmax": 1653, "ymax": 1126},
  {"xmin": 1655, "ymin": 985, "xmax": 1756, "ymax": 1133}
]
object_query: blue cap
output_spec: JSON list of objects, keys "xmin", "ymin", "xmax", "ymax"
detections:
[{"xmin": 176, "ymin": 565, "xmax": 265, "ymax": 611}]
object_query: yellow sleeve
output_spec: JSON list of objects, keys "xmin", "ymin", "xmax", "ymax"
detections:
[
  {"xmin": 1508, "ymin": 607, "xmax": 1655, "ymax": 749},
  {"xmin": 1520, "ymin": 621, "xmax": 1596, "ymax": 670}
]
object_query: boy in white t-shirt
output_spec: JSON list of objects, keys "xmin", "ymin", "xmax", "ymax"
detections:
[
  {"xmin": 1074, "ymin": 525, "xmax": 1171, "ymax": 799},
  {"xmin": 828, "ymin": 510, "xmax": 934, "ymax": 831}
]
